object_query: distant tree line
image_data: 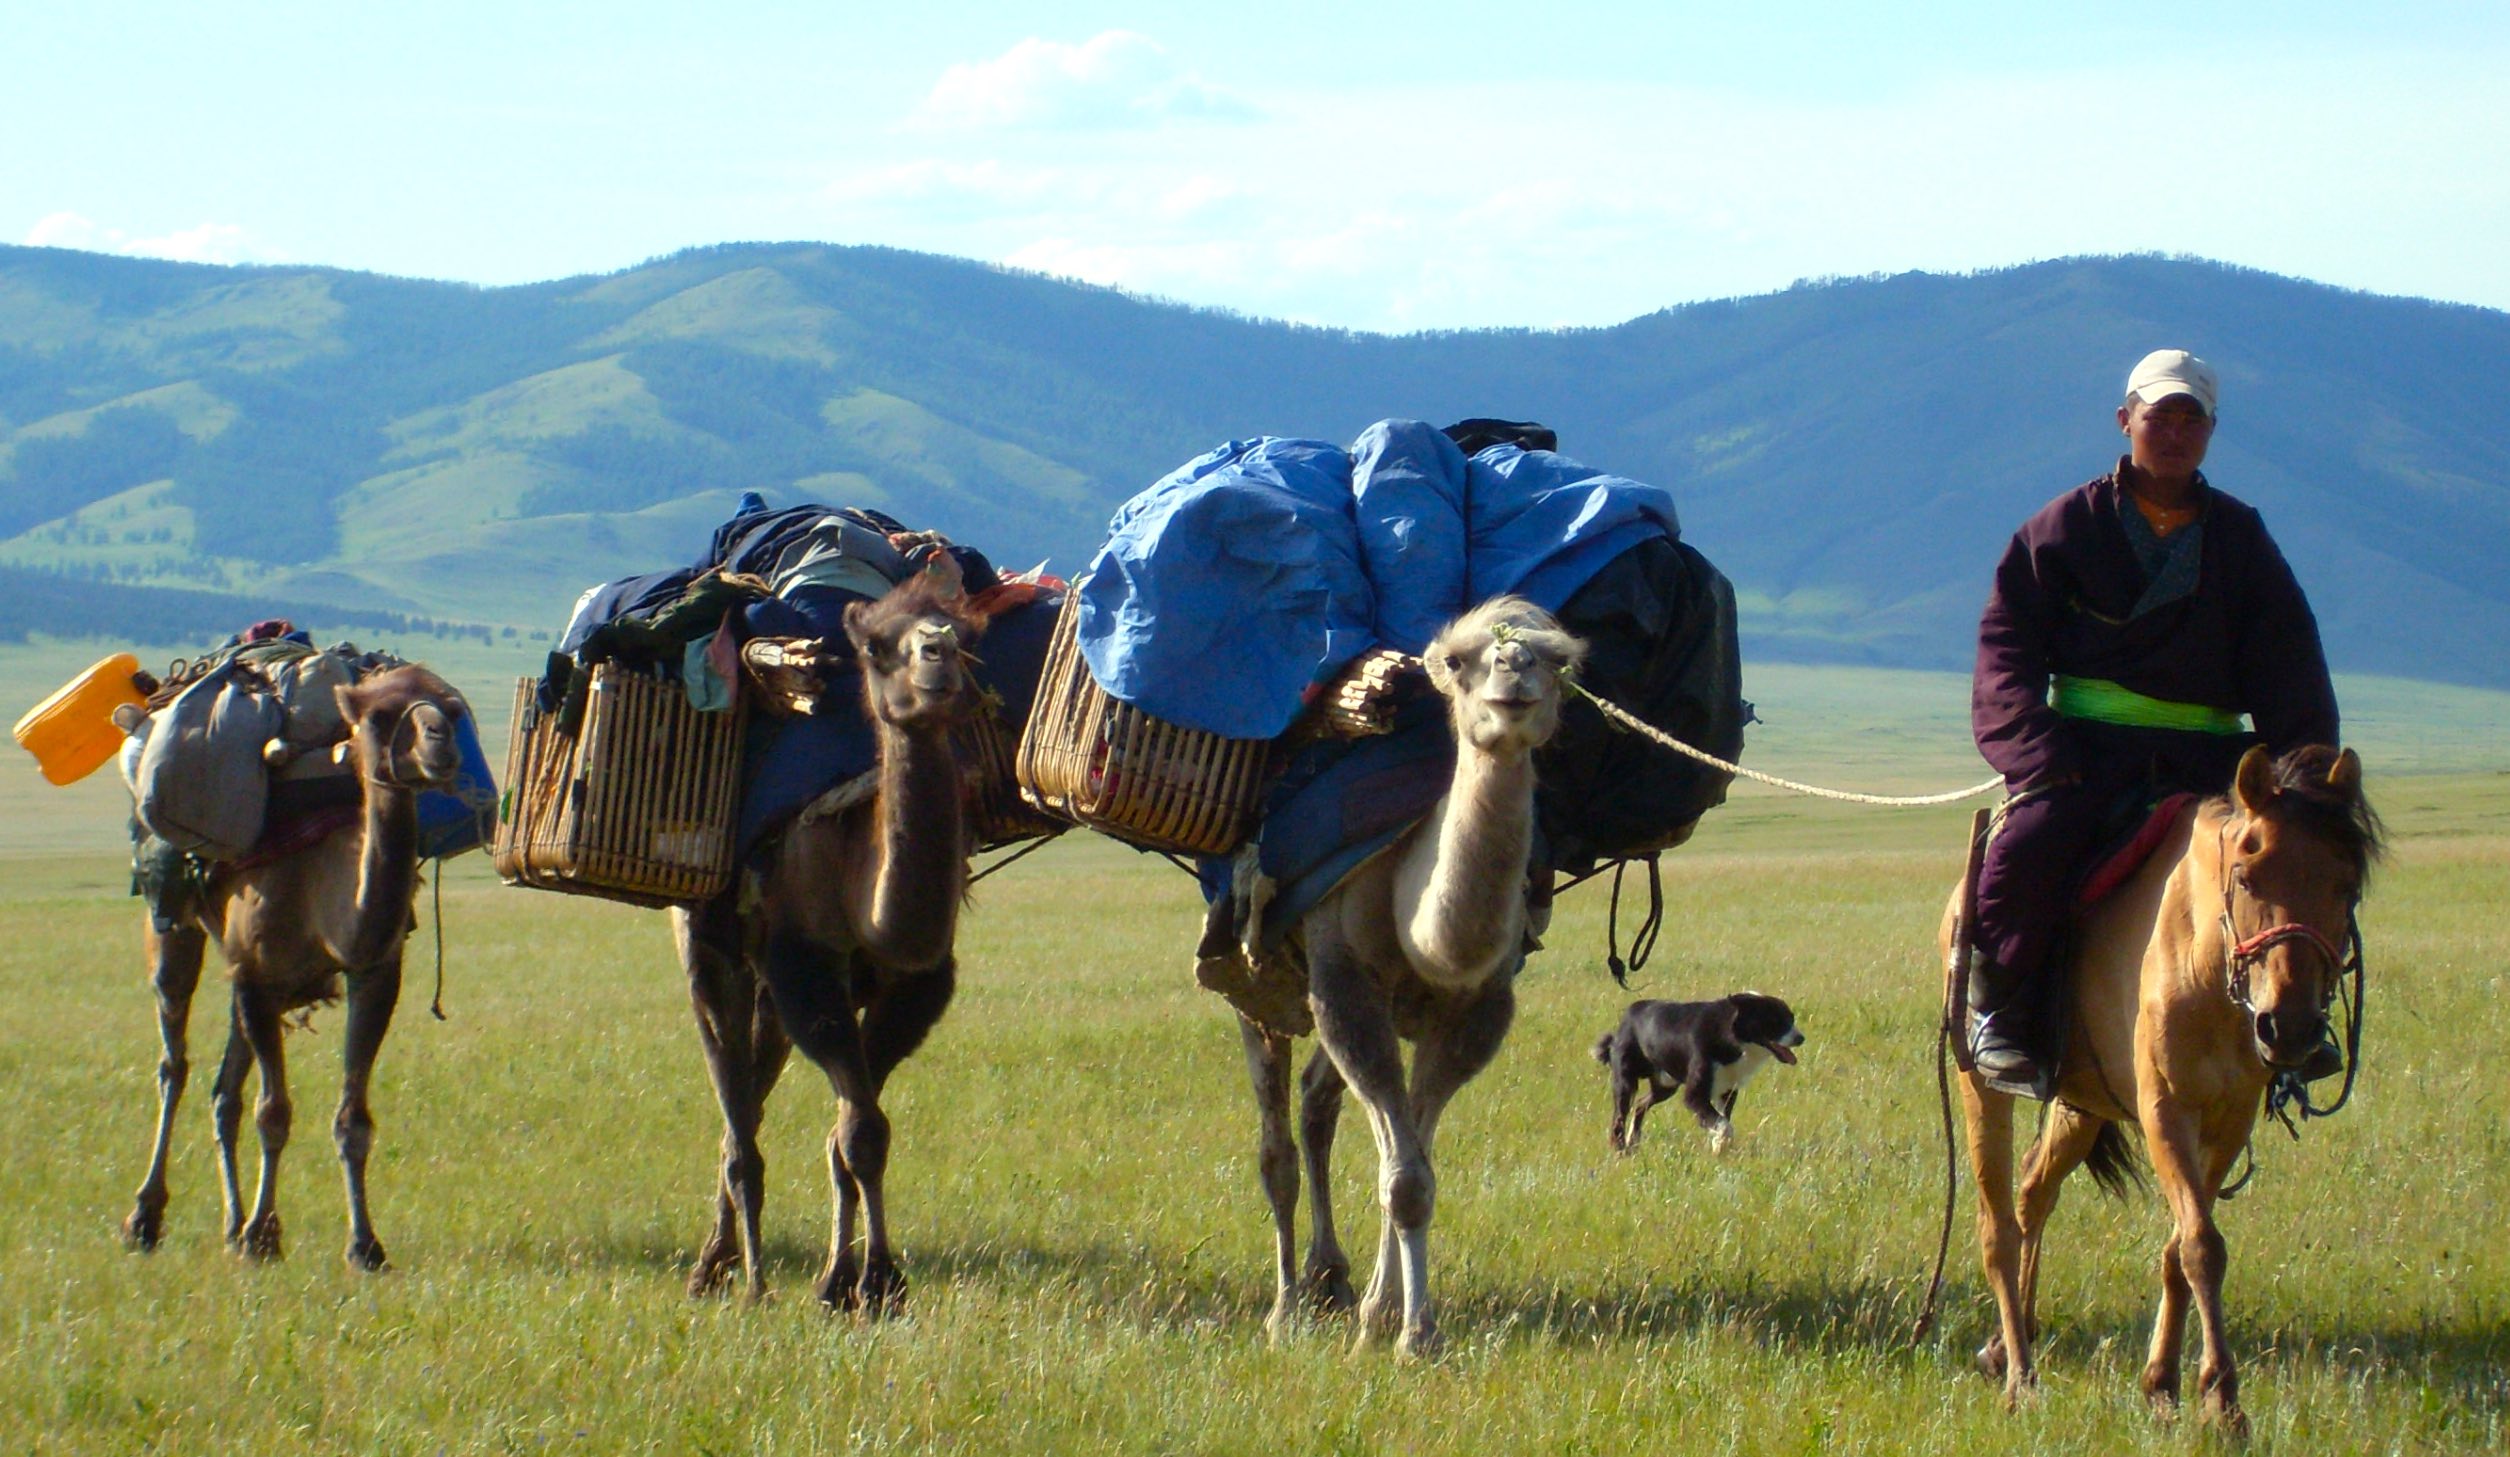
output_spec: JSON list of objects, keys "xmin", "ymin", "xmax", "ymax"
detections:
[{"xmin": 0, "ymin": 563, "xmax": 509, "ymax": 649}]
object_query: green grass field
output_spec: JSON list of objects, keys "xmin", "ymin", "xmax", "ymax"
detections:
[{"xmin": 2, "ymin": 645, "xmax": 2505, "ymax": 1453}]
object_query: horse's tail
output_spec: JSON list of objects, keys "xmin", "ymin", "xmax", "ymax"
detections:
[{"xmin": 2083, "ymin": 1121, "xmax": 2147, "ymax": 1199}]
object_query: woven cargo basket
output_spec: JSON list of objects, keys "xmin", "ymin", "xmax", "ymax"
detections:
[
  {"xmin": 1014, "ymin": 589, "xmax": 1272, "ymax": 856},
  {"xmin": 955, "ymin": 703, "xmax": 1062, "ymax": 851},
  {"xmin": 493, "ymin": 665, "xmax": 747, "ymax": 908}
]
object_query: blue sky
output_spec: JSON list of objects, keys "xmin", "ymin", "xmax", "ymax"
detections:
[{"xmin": 8, "ymin": 1, "xmax": 2505, "ymax": 331}]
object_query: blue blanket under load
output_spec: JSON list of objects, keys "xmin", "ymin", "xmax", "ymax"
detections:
[{"xmin": 1077, "ymin": 419, "xmax": 1678, "ymax": 740}]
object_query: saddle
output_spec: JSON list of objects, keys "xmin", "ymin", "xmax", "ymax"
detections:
[{"xmin": 1949, "ymin": 791, "xmax": 2201, "ymax": 1100}]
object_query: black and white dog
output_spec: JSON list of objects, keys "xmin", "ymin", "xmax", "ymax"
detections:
[{"xmin": 1592, "ymin": 993, "xmax": 1805, "ymax": 1153}]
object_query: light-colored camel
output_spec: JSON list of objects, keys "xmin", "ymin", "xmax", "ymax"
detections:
[
  {"xmin": 1238, "ymin": 595, "xmax": 1586, "ymax": 1356},
  {"xmin": 676, "ymin": 571, "xmax": 983, "ymax": 1313},
  {"xmin": 122, "ymin": 665, "xmax": 471, "ymax": 1268},
  {"xmin": 1944, "ymin": 744, "xmax": 2380, "ymax": 1432}
]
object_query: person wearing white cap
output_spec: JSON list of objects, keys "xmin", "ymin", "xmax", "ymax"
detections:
[{"xmin": 1963, "ymin": 348, "xmax": 2341, "ymax": 1096}]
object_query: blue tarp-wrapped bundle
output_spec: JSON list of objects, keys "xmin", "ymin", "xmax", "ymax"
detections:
[{"xmin": 1078, "ymin": 419, "xmax": 1743, "ymax": 936}]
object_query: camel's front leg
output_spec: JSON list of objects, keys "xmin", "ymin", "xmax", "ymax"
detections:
[
  {"xmin": 1296, "ymin": 1050, "xmax": 1356, "ymax": 1313},
  {"xmin": 1956, "ymin": 1070, "xmax": 2033, "ymax": 1403},
  {"xmin": 827, "ymin": 962, "xmax": 953, "ymax": 1316},
  {"xmin": 125, "ymin": 925, "xmax": 206, "ymax": 1251},
  {"xmin": 232, "ymin": 983, "xmax": 293, "ymax": 1260},
  {"xmin": 1307, "ymin": 943, "xmax": 1437, "ymax": 1357},
  {"xmin": 1237, "ymin": 1019, "xmax": 1303, "ymax": 1339},
  {"xmin": 334, "ymin": 953, "xmax": 402, "ymax": 1271}
]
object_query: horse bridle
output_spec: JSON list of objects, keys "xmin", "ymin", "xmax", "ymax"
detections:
[{"xmin": 2214, "ymin": 817, "xmax": 2367, "ymax": 1125}]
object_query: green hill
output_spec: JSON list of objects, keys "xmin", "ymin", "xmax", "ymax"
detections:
[{"xmin": 2, "ymin": 243, "xmax": 2505, "ymax": 686}]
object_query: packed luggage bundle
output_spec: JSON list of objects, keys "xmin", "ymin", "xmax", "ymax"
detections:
[
  {"xmin": 499, "ymin": 496, "xmax": 1069, "ymax": 905},
  {"xmin": 12, "ymin": 624, "xmax": 498, "ymax": 900},
  {"xmin": 1013, "ymin": 419, "xmax": 1746, "ymax": 874},
  {"xmin": 1015, "ymin": 589, "xmax": 1275, "ymax": 856},
  {"xmin": 493, "ymin": 665, "xmax": 748, "ymax": 908}
]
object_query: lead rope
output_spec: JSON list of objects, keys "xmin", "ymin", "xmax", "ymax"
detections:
[
  {"xmin": 429, "ymin": 862, "xmax": 448, "ymax": 1020},
  {"xmin": 1911, "ymin": 1015, "xmax": 1958, "ymax": 1343},
  {"xmin": 1567, "ymin": 681, "xmax": 2004, "ymax": 805}
]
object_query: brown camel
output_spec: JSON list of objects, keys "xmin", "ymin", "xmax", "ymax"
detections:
[
  {"xmin": 1237, "ymin": 596, "xmax": 1586, "ymax": 1356},
  {"xmin": 675, "ymin": 571, "xmax": 983, "ymax": 1313},
  {"xmin": 122, "ymin": 665, "xmax": 471, "ymax": 1269}
]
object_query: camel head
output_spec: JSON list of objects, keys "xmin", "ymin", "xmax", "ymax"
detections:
[
  {"xmin": 334, "ymin": 665, "xmax": 470, "ymax": 791},
  {"xmin": 844, "ymin": 569, "xmax": 987, "ymax": 731},
  {"xmin": 1423, "ymin": 596, "xmax": 1586, "ymax": 757}
]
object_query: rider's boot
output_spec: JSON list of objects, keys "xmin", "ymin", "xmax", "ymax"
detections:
[{"xmin": 1967, "ymin": 956, "xmax": 2051, "ymax": 1099}]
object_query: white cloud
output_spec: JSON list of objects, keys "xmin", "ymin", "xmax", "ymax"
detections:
[
  {"xmin": 23, "ymin": 211, "xmax": 266, "ymax": 265},
  {"xmin": 909, "ymin": 31, "xmax": 1257, "ymax": 132}
]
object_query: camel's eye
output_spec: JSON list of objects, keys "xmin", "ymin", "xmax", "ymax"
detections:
[{"xmin": 1442, "ymin": 653, "xmax": 1463, "ymax": 675}]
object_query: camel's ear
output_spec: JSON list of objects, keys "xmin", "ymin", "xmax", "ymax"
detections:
[
  {"xmin": 2327, "ymin": 747, "xmax": 2361, "ymax": 794},
  {"xmin": 333, "ymin": 681, "xmax": 363, "ymax": 721},
  {"xmin": 841, "ymin": 599, "xmax": 879, "ymax": 653},
  {"xmin": 2232, "ymin": 744, "xmax": 2276, "ymax": 815},
  {"xmin": 1422, "ymin": 643, "xmax": 1463, "ymax": 696}
]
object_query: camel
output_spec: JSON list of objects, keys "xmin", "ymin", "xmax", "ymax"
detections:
[
  {"xmin": 675, "ymin": 570, "xmax": 984, "ymax": 1313},
  {"xmin": 122, "ymin": 664, "xmax": 472, "ymax": 1269},
  {"xmin": 1236, "ymin": 596, "xmax": 1586, "ymax": 1356}
]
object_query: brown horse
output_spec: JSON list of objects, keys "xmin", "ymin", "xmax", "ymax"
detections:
[{"xmin": 1943, "ymin": 743, "xmax": 2380, "ymax": 1431}]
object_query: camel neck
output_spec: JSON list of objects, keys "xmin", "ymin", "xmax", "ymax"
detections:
[
  {"xmin": 1407, "ymin": 741, "xmax": 1537, "ymax": 979},
  {"xmin": 344, "ymin": 775, "xmax": 422, "ymax": 969},
  {"xmin": 862, "ymin": 719, "xmax": 965, "ymax": 958}
]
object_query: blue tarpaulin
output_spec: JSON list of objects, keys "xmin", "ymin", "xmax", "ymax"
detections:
[{"xmin": 1076, "ymin": 420, "xmax": 1681, "ymax": 739}]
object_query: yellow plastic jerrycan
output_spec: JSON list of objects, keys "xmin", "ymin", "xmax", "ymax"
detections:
[{"xmin": 13, "ymin": 652, "xmax": 148, "ymax": 785}]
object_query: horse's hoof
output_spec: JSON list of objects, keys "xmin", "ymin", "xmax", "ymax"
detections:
[
  {"xmin": 345, "ymin": 1234, "xmax": 388, "ymax": 1272},
  {"xmin": 238, "ymin": 1215, "xmax": 283, "ymax": 1262},
  {"xmin": 687, "ymin": 1260, "xmax": 735, "ymax": 1299},
  {"xmin": 1975, "ymin": 1338, "xmax": 2008, "ymax": 1381}
]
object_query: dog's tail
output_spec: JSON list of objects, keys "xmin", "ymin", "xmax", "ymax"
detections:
[{"xmin": 1592, "ymin": 1033, "xmax": 1614, "ymax": 1064}]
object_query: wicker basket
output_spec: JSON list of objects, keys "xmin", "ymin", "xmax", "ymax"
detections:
[
  {"xmin": 955, "ymin": 704, "xmax": 1062, "ymax": 851},
  {"xmin": 493, "ymin": 665, "xmax": 747, "ymax": 908},
  {"xmin": 1014, "ymin": 590, "xmax": 1272, "ymax": 856}
]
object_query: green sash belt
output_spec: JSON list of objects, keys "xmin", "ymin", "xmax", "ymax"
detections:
[{"xmin": 2051, "ymin": 675, "xmax": 2246, "ymax": 734}]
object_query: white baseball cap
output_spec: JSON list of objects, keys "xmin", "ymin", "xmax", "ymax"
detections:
[{"xmin": 2125, "ymin": 348, "xmax": 2219, "ymax": 416}]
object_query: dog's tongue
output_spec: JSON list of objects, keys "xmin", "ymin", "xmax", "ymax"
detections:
[{"xmin": 1763, "ymin": 1042, "xmax": 1798, "ymax": 1065}]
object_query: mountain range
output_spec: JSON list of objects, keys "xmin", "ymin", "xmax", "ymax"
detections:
[{"xmin": 2, "ymin": 243, "xmax": 2504, "ymax": 688}]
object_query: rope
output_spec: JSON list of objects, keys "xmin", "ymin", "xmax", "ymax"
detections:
[
  {"xmin": 1567, "ymin": 681, "xmax": 2004, "ymax": 807},
  {"xmin": 1910, "ymin": 1016, "xmax": 1957, "ymax": 1345},
  {"xmin": 966, "ymin": 830, "xmax": 1062, "ymax": 886},
  {"xmin": 428, "ymin": 862, "xmax": 447, "ymax": 1021}
]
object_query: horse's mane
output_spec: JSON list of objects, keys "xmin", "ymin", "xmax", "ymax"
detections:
[{"xmin": 2209, "ymin": 744, "xmax": 2387, "ymax": 884}]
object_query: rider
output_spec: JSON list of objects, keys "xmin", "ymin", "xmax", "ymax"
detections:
[{"xmin": 1967, "ymin": 348, "xmax": 2341, "ymax": 1092}]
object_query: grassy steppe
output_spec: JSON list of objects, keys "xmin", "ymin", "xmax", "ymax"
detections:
[{"xmin": 0, "ymin": 648, "xmax": 2504, "ymax": 1453}]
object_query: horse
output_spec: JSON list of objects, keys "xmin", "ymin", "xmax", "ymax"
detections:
[{"xmin": 1940, "ymin": 743, "xmax": 2380, "ymax": 1431}]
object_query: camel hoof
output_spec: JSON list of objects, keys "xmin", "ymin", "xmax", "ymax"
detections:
[
  {"xmin": 817, "ymin": 1252, "xmax": 864, "ymax": 1313},
  {"xmin": 1394, "ymin": 1323, "xmax": 1444, "ymax": 1362},
  {"xmin": 238, "ymin": 1214, "xmax": 284, "ymax": 1262},
  {"xmin": 856, "ymin": 1263, "xmax": 907, "ymax": 1320},
  {"xmin": 122, "ymin": 1206, "xmax": 165, "ymax": 1252},
  {"xmin": 1301, "ymin": 1260, "xmax": 1356, "ymax": 1315},
  {"xmin": 345, "ymin": 1234, "xmax": 388, "ymax": 1272}
]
